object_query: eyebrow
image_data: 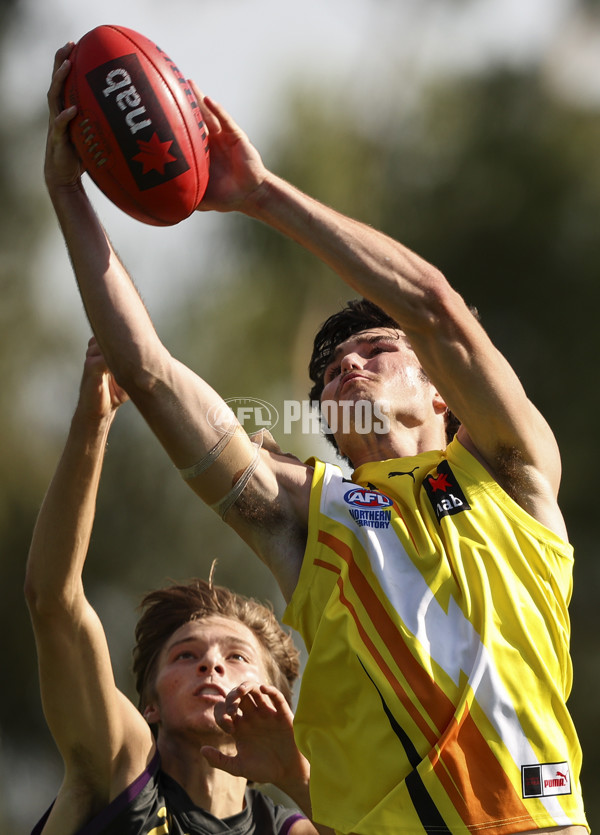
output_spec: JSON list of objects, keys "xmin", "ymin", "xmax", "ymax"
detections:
[
  {"xmin": 166, "ymin": 634, "xmax": 258, "ymax": 655},
  {"xmin": 328, "ymin": 333, "xmax": 399, "ymax": 366}
]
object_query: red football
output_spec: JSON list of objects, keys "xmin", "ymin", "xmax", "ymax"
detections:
[{"xmin": 64, "ymin": 25, "xmax": 209, "ymax": 226}]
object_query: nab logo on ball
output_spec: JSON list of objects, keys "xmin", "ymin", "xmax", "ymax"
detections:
[
  {"xmin": 86, "ymin": 54, "xmax": 189, "ymax": 191},
  {"xmin": 344, "ymin": 487, "xmax": 393, "ymax": 508}
]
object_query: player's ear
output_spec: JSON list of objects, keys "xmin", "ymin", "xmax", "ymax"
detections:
[
  {"xmin": 432, "ymin": 390, "xmax": 447, "ymax": 414},
  {"xmin": 143, "ymin": 701, "xmax": 160, "ymax": 724}
]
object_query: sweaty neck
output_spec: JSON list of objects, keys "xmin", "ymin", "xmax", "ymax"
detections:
[{"xmin": 342, "ymin": 420, "xmax": 447, "ymax": 469}]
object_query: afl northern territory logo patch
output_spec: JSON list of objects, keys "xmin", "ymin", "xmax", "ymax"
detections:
[
  {"xmin": 344, "ymin": 486, "xmax": 393, "ymax": 529},
  {"xmin": 424, "ymin": 460, "xmax": 470, "ymax": 522}
]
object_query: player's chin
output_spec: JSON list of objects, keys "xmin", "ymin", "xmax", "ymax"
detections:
[
  {"xmin": 196, "ymin": 717, "xmax": 233, "ymax": 743},
  {"xmin": 186, "ymin": 710, "xmax": 225, "ymax": 735}
]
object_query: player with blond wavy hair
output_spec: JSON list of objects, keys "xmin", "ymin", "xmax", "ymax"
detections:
[{"xmin": 26, "ymin": 339, "xmax": 331, "ymax": 835}]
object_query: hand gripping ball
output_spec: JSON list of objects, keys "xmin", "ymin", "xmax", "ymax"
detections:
[{"xmin": 64, "ymin": 25, "xmax": 210, "ymax": 225}]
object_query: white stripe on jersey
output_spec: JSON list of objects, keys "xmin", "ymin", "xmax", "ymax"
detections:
[{"xmin": 321, "ymin": 463, "xmax": 567, "ymax": 820}]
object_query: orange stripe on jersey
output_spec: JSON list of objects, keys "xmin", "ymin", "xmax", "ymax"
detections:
[
  {"xmin": 313, "ymin": 557, "xmax": 437, "ymax": 743},
  {"xmin": 335, "ymin": 569, "xmax": 440, "ymax": 747},
  {"xmin": 318, "ymin": 528, "xmax": 452, "ymax": 729},
  {"xmin": 430, "ymin": 704, "xmax": 536, "ymax": 833},
  {"xmin": 318, "ymin": 529, "xmax": 535, "ymax": 831},
  {"xmin": 313, "ymin": 557, "xmax": 340, "ymax": 573}
]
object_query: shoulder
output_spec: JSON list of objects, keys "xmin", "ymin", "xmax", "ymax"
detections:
[
  {"xmin": 455, "ymin": 428, "xmax": 569, "ymax": 541},
  {"xmin": 36, "ymin": 752, "xmax": 161, "ymax": 835},
  {"xmin": 225, "ymin": 440, "xmax": 316, "ymax": 600},
  {"xmin": 244, "ymin": 787, "xmax": 307, "ymax": 833}
]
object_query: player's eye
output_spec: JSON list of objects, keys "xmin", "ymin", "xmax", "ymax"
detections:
[
  {"xmin": 325, "ymin": 364, "xmax": 340, "ymax": 383},
  {"xmin": 229, "ymin": 652, "xmax": 248, "ymax": 662},
  {"xmin": 174, "ymin": 650, "xmax": 195, "ymax": 661}
]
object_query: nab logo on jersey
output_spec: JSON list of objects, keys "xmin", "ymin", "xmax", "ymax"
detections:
[
  {"xmin": 424, "ymin": 460, "xmax": 470, "ymax": 522},
  {"xmin": 344, "ymin": 487, "xmax": 393, "ymax": 508},
  {"xmin": 86, "ymin": 54, "xmax": 190, "ymax": 190}
]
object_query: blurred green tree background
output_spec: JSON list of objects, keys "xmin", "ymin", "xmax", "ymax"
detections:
[{"xmin": 1, "ymin": 0, "xmax": 598, "ymax": 831}]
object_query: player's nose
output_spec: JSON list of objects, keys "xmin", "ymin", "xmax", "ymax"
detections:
[
  {"xmin": 340, "ymin": 351, "xmax": 364, "ymax": 372},
  {"xmin": 198, "ymin": 650, "xmax": 224, "ymax": 675}
]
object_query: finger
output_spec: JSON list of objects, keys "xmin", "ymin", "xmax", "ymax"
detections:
[
  {"xmin": 235, "ymin": 681, "xmax": 269, "ymax": 711},
  {"xmin": 188, "ymin": 79, "xmax": 204, "ymax": 104},
  {"xmin": 259, "ymin": 684, "xmax": 291, "ymax": 709},
  {"xmin": 109, "ymin": 373, "xmax": 129, "ymax": 400},
  {"xmin": 85, "ymin": 337, "xmax": 105, "ymax": 358},
  {"xmin": 201, "ymin": 745, "xmax": 242, "ymax": 777},
  {"xmin": 83, "ymin": 343, "xmax": 105, "ymax": 365},
  {"xmin": 213, "ymin": 702, "xmax": 236, "ymax": 733},
  {"xmin": 190, "ymin": 85, "xmax": 221, "ymax": 137},
  {"xmin": 55, "ymin": 103, "xmax": 78, "ymax": 127},
  {"xmin": 223, "ymin": 680, "xmax": 257, "ymax": 710},
  {"xmin": 86, "ymin": 336, "xmax": 102, "ymax": 356},
  {"xmin": 240, "ymin": 686, "xmax": 275, "ymax": 714},
  {"xmin": 221, "ymin": 686, "xmax": 244, "ymax": 715},
  {"xmin": 203, "ymin": 95, "xmax": 246, "ymax": 138},
  {"xmin": 48, "ymin": 84, "xmax": 77, "ymax": 131},
  {"xmin": 259, "ymin": 685, "xmax": 295, "ymax": 720},
  {"xmin": 84, "ymin": 357, "xmax": 109, "ymax": 380},
  {"xmin": 52, "ymin": 42, "xmax": 75, "ymax": 76},
  {"xmin": 48, "ymin": 57, "xmax": 72, "ymax": 105}
]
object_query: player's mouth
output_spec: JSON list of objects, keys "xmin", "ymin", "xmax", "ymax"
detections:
[
  {"xmin": 193, "ymin": 683, "xmax": 227, "ymax": 700},
  {"xmin": 339, "ymin": 371, "xmax": 370, "ymax": 394}
]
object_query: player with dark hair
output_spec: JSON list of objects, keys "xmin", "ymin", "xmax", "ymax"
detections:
[
  {"xmin": 25, "ymin": 339, "xmax": 329, "ymax": 835},
  {"xmin": 44, "ymin": 43, "xmax": 588, "ymax": 835},
  {"xmin": 307, "ymin": 297, "xmax": 463, "ymax": 455}
]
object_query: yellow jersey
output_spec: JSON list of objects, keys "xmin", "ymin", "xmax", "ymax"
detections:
[{"xmin": 284, "ymin": 438, "xmax": 587, "ymax": 835}]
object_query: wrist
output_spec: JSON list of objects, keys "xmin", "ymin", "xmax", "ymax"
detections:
[
  {"xmin": 70, "ymin": 404, "xmax": 115, "ymax": 437},
  {"xmin": 273, "ymin": 751, "xmax": 313, "ymax": 815},
  {"xmin": 45, "ymin": 175, "xmax": 85, "ymax": 202},
  {"xmin": 240, "ymin": 171, "xmax": 280, "ymax": 220}
]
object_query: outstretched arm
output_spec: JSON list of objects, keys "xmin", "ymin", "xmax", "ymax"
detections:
[
  {"xmin": 24, "ymin": 340, "xmax": 154, "ymax": 833},
  {"xmin": 44, "ymin": 45, "xmax": 311, "ymax": 600},
  {"xmin": 202, "ymin": 682, "xmax": 334, "ymax": 835},
  {"xmin": 194, "ymin": 91, "xmax": 565, "ymax": 536}
]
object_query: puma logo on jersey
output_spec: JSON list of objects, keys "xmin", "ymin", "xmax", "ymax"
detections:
[
  {"xmin": 521, "ymin": 762, "xmax": 571, "ymax": 798},
  {"xmin": 388, "ymin": 466, "xmax": 419, "ymax": 482}
]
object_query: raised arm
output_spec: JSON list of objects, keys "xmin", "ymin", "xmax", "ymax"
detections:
[
  {"xmin": 196, "ymin": 92, "xmax": 565, "ymax": 537},
  {"xmin": 44, "ymin": 45, "xmax": 311, "ymax": 600},
  {"xmin": 24, "ymin": 340, "xmax": 154, "ymax": 834}
]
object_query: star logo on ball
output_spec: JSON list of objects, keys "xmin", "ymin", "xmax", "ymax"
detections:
[{"xmin": 132, "ymin": 133, "xmax": 177, "ymax": 174}]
